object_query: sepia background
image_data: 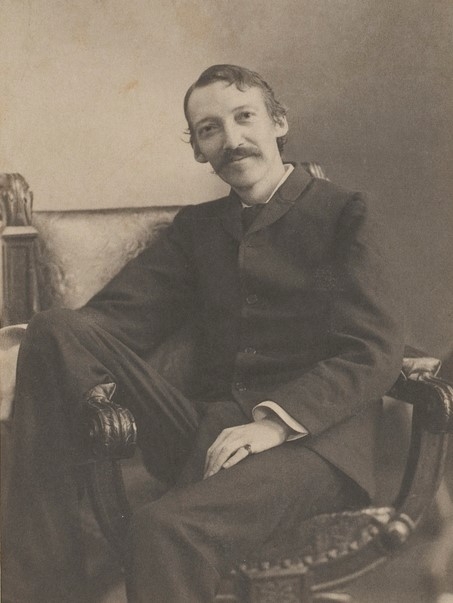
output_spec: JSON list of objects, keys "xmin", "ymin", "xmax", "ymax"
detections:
[{"xmin": 1, "ymin": 2, "xmax": 452, "ymax": 600}]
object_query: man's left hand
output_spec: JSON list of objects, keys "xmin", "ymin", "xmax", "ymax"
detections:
[{"xmin": 203, "ymin": 417, "xmax": 290, "ymax": 479}]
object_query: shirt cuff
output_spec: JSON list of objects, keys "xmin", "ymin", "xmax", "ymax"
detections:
[{"xmin": 252, "ymin": 401, "xmax": 309, "ymax": 441}]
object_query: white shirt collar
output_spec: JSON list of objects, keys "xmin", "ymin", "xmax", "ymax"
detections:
[{"xmin": 241, "ymin": 163, "xmax": 295, "ymax": 208}]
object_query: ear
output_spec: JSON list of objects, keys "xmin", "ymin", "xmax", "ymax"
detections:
[
  {"xmin": 274, "ymin": 115, "xmax": 289, "ymax": 138},
  {"xmin": 192, "ymin": 140, "xmax": 208, "ymax": 163}
]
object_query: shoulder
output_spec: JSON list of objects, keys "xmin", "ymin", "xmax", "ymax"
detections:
[
  {"xmin": 303, "ymin": 176, "xmax": 367, "ymax": 215},
  {"xmin": 310, "ymin": 182, "xmax": 384, "ymax": 256},
  {"xmin": 287, "ymin": 170, "xmax": 385, "ymax": 258},
  {"xmin": 291, "ymin": 174, "xmax": 371, "ymax": 235}
]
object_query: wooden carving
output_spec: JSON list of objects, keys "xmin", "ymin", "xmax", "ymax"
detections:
[
  {"xmin": 0, "ymin": 173, "xmax": 33, "ymax": 226},
  {"xmin": 80, "ymin": 383, "xmax": 137, "ymax": 460},
  {"xmin": 249, "ymin": 577, "xmax": 306, "ymax": 603},
  {"xmin": 0, "ymin": 174, "xmax": 40, "ymax": 325}
]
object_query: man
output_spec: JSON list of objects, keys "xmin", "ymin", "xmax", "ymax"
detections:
[{"xmin": 3, "ymin": 64, "xmax": 404, "ymax": 602}]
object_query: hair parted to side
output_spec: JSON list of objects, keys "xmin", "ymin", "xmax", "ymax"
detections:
[{"xmin": 184, "ymin": 64, "xmax": 288, "ymax": 152}]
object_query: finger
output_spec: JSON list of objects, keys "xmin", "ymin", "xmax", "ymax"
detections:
[
  {"xmin": 204, "ymin": 427, "xmax": 241, "ymax": 472},
  {"xmin": 204, "ymin": 436, "xmax": 225, "ymax": 474},
  {"xmin": 222, "ymin": 446, "xmax": 250, "ymax": 470},
  {"xmin": 204, "ymin": 443, "xmax": 235, "ymax": 478},
  {"xmin": 204, "ymin": 440, "xmax": 244, "ymax": 479}
]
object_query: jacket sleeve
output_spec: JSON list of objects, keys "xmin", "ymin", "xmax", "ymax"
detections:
[
  {"xmin": 78, "ymin": 207, "xmax": 196, "ymax": 357},
  {"xmin": 267, "ymin": 193, "xmax": 405, "ymax": 436}
]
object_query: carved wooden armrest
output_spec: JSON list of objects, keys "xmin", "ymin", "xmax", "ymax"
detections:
[
  {"xmin": 79, "ymin": 371, "xmax": 453, "ymax": 462},
  {"xmin": 388, "ymin": 374, "xmax": 453, "ymax": 433},
  {"xmin": 78, "ymin": 385, "xmax": 138, "ymax": 553},
  {"xmin": 79, "ymin": 387, "xmax": 137, "ymax": 461}
]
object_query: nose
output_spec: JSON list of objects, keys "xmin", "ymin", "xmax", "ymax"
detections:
[{"xmin": 222, "ymin": 121, "xmax": 243, "ymax": 150}]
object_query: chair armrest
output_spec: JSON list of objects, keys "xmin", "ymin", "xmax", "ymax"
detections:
[
  {"xmin": 79, "ymin": 394, "xmax": 137, "ymax": 461},
  {"xmin": 388, "ymin": 374, "xmax": 453, "ymax": 433},
  {"xmin": 78, "ymin": 359, "xmax": 453, "ymax": 461}
]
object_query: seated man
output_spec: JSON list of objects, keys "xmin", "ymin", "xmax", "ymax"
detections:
[{"xmin": 3, "ymin": 64, "xmax": 404, "ymax": 603}]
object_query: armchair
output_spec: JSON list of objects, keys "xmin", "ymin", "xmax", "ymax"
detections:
[{"xmin": 1, "ymin": 170, "xmax": 452, "ymax": 602}]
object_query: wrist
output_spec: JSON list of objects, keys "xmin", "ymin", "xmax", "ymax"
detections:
[{"xmin": 260, "ymin": 415, "xmax": 291, "ymax": 438}]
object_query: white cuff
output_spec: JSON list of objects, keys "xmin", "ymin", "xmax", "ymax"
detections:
[{"xmin": 252, "ymin": 401, "xmax": 309, "ymax": 441}]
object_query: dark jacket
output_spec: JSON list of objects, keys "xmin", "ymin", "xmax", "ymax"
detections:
[{"xmin": 86, "ymin": 164, "xmax": 404, "ymax": 497}]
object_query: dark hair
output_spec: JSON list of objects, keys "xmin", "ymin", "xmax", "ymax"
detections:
[{"xmin": 184, "ymin": 64, "xmax": 288, "ymax": 152}]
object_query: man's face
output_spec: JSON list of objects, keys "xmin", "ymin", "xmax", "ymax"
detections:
[{"xmin": 186, "ymin": 81, "xmax": 288, "ymax": 192}]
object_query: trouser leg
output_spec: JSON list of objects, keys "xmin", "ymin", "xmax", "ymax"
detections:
[
  {"xmin": 127, "ymin": 401, "xmax": 368, "ymax": 603},
  {"xmin": 2, "ymin": 308, "xmax": 199, "ymax": 603}
]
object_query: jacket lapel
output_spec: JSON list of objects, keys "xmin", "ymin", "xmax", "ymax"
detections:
[
  {"xmin": 248, "ymin": 163, "xmax": 313, "ymax": 234},
  {"xmin": 219, "ymin": 163, "xmax": 313, "ymax": 239},
  {"xmin": 220, "ymin": 191, "xmax": 243, "ymax": 241}
]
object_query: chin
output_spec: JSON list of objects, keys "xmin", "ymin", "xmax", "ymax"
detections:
[
  {"xmin": 219, "ymin": 166, "xmax": 261, "ymax": 189},
  {"xmin": 223, "ymin": 176, "xmax": 257, "ymax": 190}
]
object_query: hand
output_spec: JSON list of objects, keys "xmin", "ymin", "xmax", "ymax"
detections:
[{"xmin": 203, "ymin": 417, "xmax": 290, "ymax": 479}]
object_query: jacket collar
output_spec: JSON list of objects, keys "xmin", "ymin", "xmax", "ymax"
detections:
[{"xmin": 220, "ymin": 163, "xmax": 313, "ymax": 240}]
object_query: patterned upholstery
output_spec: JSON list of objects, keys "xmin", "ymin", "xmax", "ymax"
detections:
[{"xmin": 33, "ymin": 207, "xmax": 179, "ymax": 309}]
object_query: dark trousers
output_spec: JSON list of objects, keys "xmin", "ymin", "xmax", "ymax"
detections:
[{"xmin": 3, "ymin": 308, "xmax": 367, "ymax": 603}]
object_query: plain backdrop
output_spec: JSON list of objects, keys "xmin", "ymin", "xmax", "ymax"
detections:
[{"xmin": 1, "ymin": 0, "xmax": 452, "ymax": 356}]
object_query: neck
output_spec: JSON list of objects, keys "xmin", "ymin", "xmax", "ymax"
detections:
[{"xmin": 232, "ymin": 161, "xmax": 286, "ymax": 205}]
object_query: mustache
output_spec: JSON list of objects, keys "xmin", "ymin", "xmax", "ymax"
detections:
[{"xmin": 218, "ymin": 146, "xmax": 262, "ymax": 169}]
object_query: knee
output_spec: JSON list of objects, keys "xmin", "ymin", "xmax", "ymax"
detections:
[
  {"xmin": 130, "ymin": 499, "xmax": 178, "ymax": 538},
  {"xmin": 128, "ymin": 498, "xmax": 186, "ymax": 553}
]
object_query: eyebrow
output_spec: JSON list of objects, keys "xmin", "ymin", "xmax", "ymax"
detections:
[
  {"xmin": 232, "ymin": 104, "xmax": 257, "ymax": 113},
  {"xmin": 193, "ymin": 117, "xmax": 217, "ymax": 130}
]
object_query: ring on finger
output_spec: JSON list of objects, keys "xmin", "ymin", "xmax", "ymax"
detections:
[{"xmin": 243, "ymin": 444, "xmax": 252, "ymax": 456}]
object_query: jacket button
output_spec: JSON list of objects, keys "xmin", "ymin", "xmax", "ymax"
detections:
[
  {"xmin": 244, "ymin": 347, "xmax": 257, "ymax": 354},
  {"xmin": 235, "ymin": 382, "xmax": 247, "ymax": 392},
  {"xmin": 246, "ymin": 294, "xmax": 258, "ymax": 305}
]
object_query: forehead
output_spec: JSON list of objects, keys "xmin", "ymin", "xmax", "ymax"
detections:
[{"xmin": 186, "ymin": 81, "xmax": 267, "ymax": 126}]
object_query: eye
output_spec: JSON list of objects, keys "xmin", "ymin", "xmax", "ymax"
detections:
[
  {"xmin": 198, "ymin": 123, "xmax": 217, "ymax": 138},
  {"xmin": 238, "ymin": 111, "xmax": 254, "ymax": 120}
]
